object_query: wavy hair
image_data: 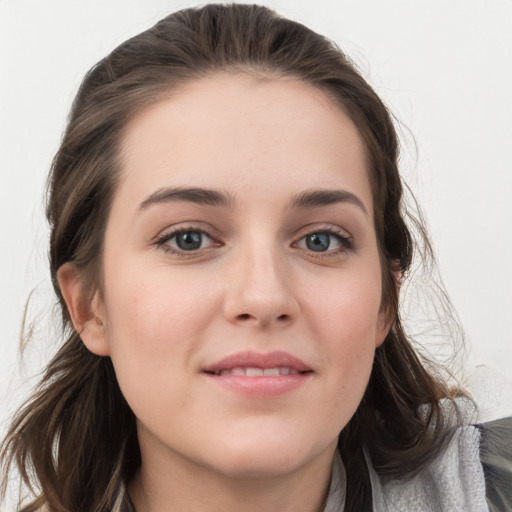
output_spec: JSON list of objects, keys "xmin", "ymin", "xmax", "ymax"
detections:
[{"xmin": 2, "ymin": 4, "xmax": 465, "ymax": 511}]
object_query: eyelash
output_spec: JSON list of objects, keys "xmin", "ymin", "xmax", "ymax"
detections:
[
  {"xmin": 154, "ymin": 226, "xmax": 219, "ymax": 257},
  {"xmin": 294, "ymin": 226, "xmax": 354, "ymax": 258},
  {"xmin": 153, "ymin": 225, "xmax": 354, "ymax": 258}
]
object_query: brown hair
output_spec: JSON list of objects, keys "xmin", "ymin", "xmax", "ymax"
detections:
[{"xmin": 1, "ymin": 4, "xmax": 465, "ymax": 511}]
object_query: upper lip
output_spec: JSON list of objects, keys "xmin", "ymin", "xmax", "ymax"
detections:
[{"xmin": 202, "ymin": 350, "xmax": 312, "ymax": 374}]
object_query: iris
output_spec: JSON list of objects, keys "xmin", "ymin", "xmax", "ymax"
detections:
[
  {"xmin": 306, "ymin": 233, "xmax": 330, "ymax": 252},
  {"xmin": 176, "ymin": 232, "xmax": 202, "ymax": 250}
]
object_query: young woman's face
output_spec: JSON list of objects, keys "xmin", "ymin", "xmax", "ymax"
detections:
[{"xmin": 90, "ymin": 74, "xmax": 389, "ymax": 478}]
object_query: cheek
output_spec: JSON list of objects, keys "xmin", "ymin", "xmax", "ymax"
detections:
[
  {"xmin": 103, "ymin": 264, "xmax": 217, "ymax": 352},
  {"xmin": 99, "ymin": 270, "xmax": 213, "ymax": 423},
  {"xmin": 301, "ymin": 266, "xmax": 382, "ymax": 412},
  {"xmin": 99, "ymin": 265, "xmax": 221, "ymax": 410},
  {"xmin": 304, "ymin": 265, "xmax": 383, "ymax": 346}
]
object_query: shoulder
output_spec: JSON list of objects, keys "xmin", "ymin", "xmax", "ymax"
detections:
[
  {"xmin": 366, "ymin": 414, "xmax": 512, "ymax": 511},
  {"xmin": 368, "ymin": 422, "xmax": 488, "ymax": 511},
  {"xmin": 477, "ymin": 416, "xmax": 512, "ymax": 512}
]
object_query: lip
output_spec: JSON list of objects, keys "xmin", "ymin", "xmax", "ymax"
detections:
[
  {"xmin": 203, "ymin": 350, "xmax": 312, "ymax": 373},
  {"xmin": 202, "ymin": 350, "xmax": 313, "ymax": 398}
]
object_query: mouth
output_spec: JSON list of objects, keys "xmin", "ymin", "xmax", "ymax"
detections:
[
  {"xmin": 202, "ymin": 350, "xmax": 312, "ymax": 375},
  {"xmin": 202, "ymin": 351, "xmax": 313, "ymax": 397},
  {"xmin": 205, "ymin": 366, "xmax": 309, "ymax": 377}
]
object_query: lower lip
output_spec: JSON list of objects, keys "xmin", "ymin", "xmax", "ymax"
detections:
[{"xmin": 203, "ymin": 373, "xmax": 311, "ymax": 398}]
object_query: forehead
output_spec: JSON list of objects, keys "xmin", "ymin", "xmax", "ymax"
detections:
[{"xmin": 117, "ymin": 72, "xmax": 372, "ymax": 215}]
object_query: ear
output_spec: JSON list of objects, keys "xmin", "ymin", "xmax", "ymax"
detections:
[
  {"xmin": 57, "ymin": 262, "xmax": 110, "ymax": 356},
  {"xmin": 375, "ymin": 310, "xmax": 393, "ymax": 348},
  {"xmin": 375, "ymin": 263, "xmax": 402, "ymax": 348}
]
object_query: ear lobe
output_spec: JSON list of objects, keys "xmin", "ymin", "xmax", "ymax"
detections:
[
  {"xmin": 375, "ymin": 262, "xmax": 402, "ymax": 348},
  {"xmin": 57, "ymin": 262, "xmax": 110, "ymax": 356},
  {"xmin": 375, "ymin": 310, "xmax": 393, "ymax": 348}
]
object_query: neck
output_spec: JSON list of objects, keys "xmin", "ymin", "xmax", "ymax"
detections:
[{"xmin": 128, "ymin": 438, "xmax": 338, "ymax": 512}]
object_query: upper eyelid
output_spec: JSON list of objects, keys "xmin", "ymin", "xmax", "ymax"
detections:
[
  {"xmin": 153, "ymin": 223, "xmax": 221, "ymax": 243},
  {"xmin": 292, "ymin": 223, "xmax": 352, "ymax": 241},
  {"xmin": 159, "ymin": 228, "xmax": 214, "ymax": 241},
  {"xmin": 295, "ymin": 231, "xmax": 351, "ymax": 246}
]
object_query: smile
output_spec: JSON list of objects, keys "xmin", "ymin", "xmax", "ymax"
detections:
[
  {"xmin": 202, "ymin": 351, "xmax": 313, "ymax": 397},
  {"xmin": 213, "ymin": 367, "xmax": 304, "ymax": 376}
]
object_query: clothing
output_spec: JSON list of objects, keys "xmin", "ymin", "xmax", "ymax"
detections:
[{"xmin": 114, "ymin": 417, "xmax": 512, "ymax": 512}]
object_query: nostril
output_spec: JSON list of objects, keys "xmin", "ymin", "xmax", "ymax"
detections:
[{"xmin": 236, "ymin": 313, "xmax": 289, "ymax": 322}]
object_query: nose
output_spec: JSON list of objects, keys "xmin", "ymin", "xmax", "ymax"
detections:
[{"xmin": 223, "ymin": 245, "xmax": 299, "ymax": 329}]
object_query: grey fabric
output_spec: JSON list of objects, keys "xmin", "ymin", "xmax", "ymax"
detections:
[
  {"xmin": 479, "ymin": 417, "xmax": 512, "ymax": 512},
  {"xmin": 323, "ymin": 450, "xmax": 346, "ymax": 512},
  {"xmin": 365, "ymin": 425, "xmax": 488, "ymax": 512}
]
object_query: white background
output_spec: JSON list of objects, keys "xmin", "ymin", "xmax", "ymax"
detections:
[{"xmin": 1, "ymin": 0, "xmax": 511, "ymax": 441}]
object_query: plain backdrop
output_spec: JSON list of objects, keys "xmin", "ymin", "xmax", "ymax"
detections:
[{"xmin": 1, "ymin": 0, "xmax": 511, "ymax": 441}]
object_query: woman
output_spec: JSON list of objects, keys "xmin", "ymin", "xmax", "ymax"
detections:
[{"xmin": 1, "ymin": 4, "xmax": 510, "ymax": 512}]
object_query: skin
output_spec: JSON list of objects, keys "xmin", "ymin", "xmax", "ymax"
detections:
[{"xmin": 59, "ymin": 73, "xmax": 391, "ymax": 512}]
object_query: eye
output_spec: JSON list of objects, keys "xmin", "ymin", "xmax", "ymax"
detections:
[
  {"xmin": 304, "ymin": 233, "xmax": 332, "ymax": 252},
  {"xmin": 155, "ymin": 228, "xmax": 217, "ymax": 254},
  {"xmin": 173, "ymin": 231, "xmax": 207, "ymax": 251},
  {"xmin": 295, "ymin": 230, "xmax": 352, "ymax": 254}
]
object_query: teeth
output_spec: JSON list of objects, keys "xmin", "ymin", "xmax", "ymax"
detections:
[
  {"xmin": 246, "ymin": 367, "xmax": 264, "ymax": 377},
  {"xmin": 216, "ymin": 367, "xmax": 302, "ymax": 377}
]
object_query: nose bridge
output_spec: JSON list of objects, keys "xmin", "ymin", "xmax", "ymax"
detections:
[{"xmin": 223, "ymin": 230, "xmax": 298, "ymax": 327}]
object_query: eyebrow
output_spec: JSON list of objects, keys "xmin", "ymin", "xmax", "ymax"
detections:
[
  {"xmin": 138, "ymin": 186, "xmax": 235, "ymax": 212},
  {"xmin": 290, "ymin": 189, "xmax": 368, "ymax": 216},
  {"xmin": 137, "ymin": 186, "xmax": 368, "ymax": 216}
]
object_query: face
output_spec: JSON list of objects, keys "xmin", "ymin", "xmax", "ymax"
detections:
[{"xmin": 74, "ymin": 73, "xmax": 389, "ymax": 479}]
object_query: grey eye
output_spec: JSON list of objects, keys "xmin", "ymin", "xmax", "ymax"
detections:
[
  {"xmin": 296, "ymin": 230, "xmax": 349, "ymax": 254},
  {"xmin": 305, "ymin": 233, "xmax": 331, "ymax": 252},
  {"xmin": 164, "ymin": 230, "xmax": 215, "ymax": 251},
  {"xmin": 175, "ymin": 232, "xmax": 203, "ymax": 250}
]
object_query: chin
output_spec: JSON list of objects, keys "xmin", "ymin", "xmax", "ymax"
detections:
[
  {"xmin": 202, "ymin": 429, "xmax": 336, "ymax": 479},
  {"xmin": 213, "ymin": 449, "xmax": 309, "ymax": 479}
]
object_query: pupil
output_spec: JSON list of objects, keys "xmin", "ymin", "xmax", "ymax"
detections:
[
  {"xmin": 176, "ymin": 232, "xmax": 202, "ymax": 250},
  {"xmin": 306, "ymin": 233, "xmax": 330, "ymax": 252}
]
